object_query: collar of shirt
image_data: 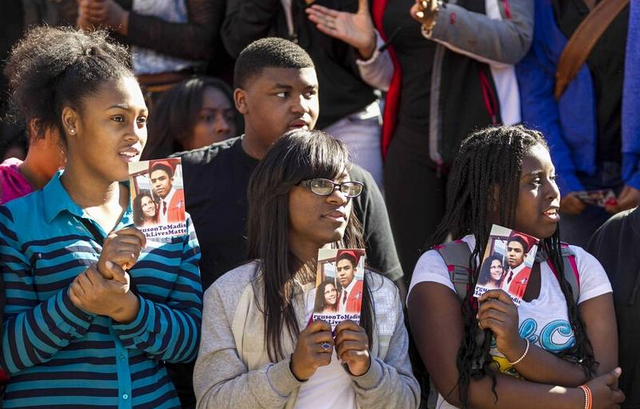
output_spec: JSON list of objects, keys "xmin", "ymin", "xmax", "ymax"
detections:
[
  {"xmin": 161, "ymin": 186, "xmax": 177, "ymax": 208},
  {"xmin": 43, "ymin": 170, "xmax": 134, "ymax": 231}
]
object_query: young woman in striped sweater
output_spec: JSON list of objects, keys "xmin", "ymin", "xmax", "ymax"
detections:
[{"xmin": 0, "ymin": 26, "xmax": 202, "ymax": 408}]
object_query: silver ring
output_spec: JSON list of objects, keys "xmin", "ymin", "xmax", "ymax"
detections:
[{"xmin": 321, "ymin": 342, "xmax": 331, "ymax": 351}]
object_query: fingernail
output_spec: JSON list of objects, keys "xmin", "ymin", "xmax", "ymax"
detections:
[
  {"xmin": 614, "ymin": 367, "xmax": 622, "ymax": 375},
  {"xmin": 106, "ymin": 260, "xmax": 113, "ymax": 269},
  {"xmin": 416, "ymin": 10, "xmax": 424, "ymax": 18}
]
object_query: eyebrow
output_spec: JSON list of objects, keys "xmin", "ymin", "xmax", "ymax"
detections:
[
  {"xmin": 272, "ymin": 84, "xmax": 293, "ymax": 89},
  {"xmin": 108, "ymin": 104, "xmax": 148, "ymax": 113}
]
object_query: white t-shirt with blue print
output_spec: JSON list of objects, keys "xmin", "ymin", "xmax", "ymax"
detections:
[{"xmin": 409, "ymin": 234, "xmax": 612, "ymax": 409}]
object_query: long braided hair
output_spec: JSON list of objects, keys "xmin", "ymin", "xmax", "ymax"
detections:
[{"xmin": 426, "ymin": 126, "xmax": 596, "ymax": 407}]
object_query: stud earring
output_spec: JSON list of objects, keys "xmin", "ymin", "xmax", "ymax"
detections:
[{"xmin": 70, "ymin": 129, "xmax": 75, "ymax": 134}]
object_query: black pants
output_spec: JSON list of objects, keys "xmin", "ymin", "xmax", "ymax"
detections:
[{"xmin": 384, "ymin": 123, "xmax": 447, "ymax": 283}]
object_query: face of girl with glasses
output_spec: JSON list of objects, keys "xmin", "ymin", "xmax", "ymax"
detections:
[{"xmin": 288, "ymin": 172, "xmax": 355, "ymax": 254}]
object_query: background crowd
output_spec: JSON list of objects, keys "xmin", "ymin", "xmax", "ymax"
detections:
[{"xmin": 0, "ymin": 0, "xmax": 638, "ymax": 408}]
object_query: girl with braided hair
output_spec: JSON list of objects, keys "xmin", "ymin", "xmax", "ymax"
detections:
[{"xmin": 408, "ymin": 125, "xmax": 623, "ymax": 408}]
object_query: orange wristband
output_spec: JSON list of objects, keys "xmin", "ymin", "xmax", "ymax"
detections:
[{"xmin": 578, "ymin": 385, "xmax": 592, "ymax": 409}]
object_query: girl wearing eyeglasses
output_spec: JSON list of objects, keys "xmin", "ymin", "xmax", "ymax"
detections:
[{"xmin": 193, "ymin": 129, "xmax": 419, "ymax": 408}]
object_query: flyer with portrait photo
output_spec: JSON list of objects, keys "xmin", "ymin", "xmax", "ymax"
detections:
[
  {"xmin": 574, "ymin": 189, "xmax": 618, "ymax": 208},
  {"xmin": 312, "ymin": 248, "xmax": 366, "ymax": 329},
  {"xmin": 128, "ymin": 158, "xmax": 187, "ymax": 240},
  {"xmin": 473, "ymin": 225, "xmax": 539, "ymax": 306}
]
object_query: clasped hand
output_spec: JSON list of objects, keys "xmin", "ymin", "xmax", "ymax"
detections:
[
  {"xmin": 69, "ymin": 227, "xmax": 146, "ymax": 322},
  {"xmin": 291, "ymin": 320, "xmax": 371, "ymax": 381}
]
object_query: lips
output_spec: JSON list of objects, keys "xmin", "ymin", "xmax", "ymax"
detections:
[
  {"xmin": 118, "ymin": 145, "xmax": 142, "ymax": 163},
  {"xmin": 542, "ymin": 206, "xmax": 560, "ymax": 222},
  {"xmin": 289, "ymin": 119, "xmax": 309, "ymax": 129},
  {"xmin": 323, "ymin": 209, "xmax": 347, "ymax": 223}
]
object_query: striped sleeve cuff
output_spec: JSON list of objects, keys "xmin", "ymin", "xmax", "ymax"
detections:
[
  {"xmin": 57, "ymin": 288, "xmax": 95, "ymax": 337},
  {"xmin": 111, "ymin": 295, "xmax": 152, "ymax": 339}
]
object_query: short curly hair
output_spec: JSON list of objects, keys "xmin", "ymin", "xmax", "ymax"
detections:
[{"xmin": 4, "ymin": 26, "xmax": 134, "ymax": 143}]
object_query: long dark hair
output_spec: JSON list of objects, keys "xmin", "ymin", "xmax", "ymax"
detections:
[
  {"xmin": 132, "ymin": 191, "xmax": 158, "ymax": 226},
  {"xmin": 477, "ymin": 254, "xmax": 504, "ymax": 287},
  {"xmin": 142, "ymin": 76, "xmax": 241, "ymax": 159},
  {"xmin": 247, "ymin": 129, "xmax": 370, "ymax": 361},
  {"xmin": 314, "ymin": 279, "xmax": 339, "ymax": 313},
  {"xmin": 426, "ymin": 125, "xmax": 595, "ymax": 407}
]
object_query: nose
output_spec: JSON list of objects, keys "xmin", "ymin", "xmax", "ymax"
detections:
[
  {"xmin": 126, "ymin": 118, "xmax": 147, "ymax": 145},
  {"xmin": 546, "ymin": 177, "xmax": 560, "ymax": 201},
  {"xmin": 215, "ymin": 113, "xmax": 231, "ymax": 134},
  {"xmin": 290, "ymin": 94, "xmax": 308, "ymax": 115},
  {"xmin": 327, "ymin": 186, "xmax": 348, "ymax": 205}
]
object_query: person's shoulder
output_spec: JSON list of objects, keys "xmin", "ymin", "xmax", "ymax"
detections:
[
  {"xmin": 348, "ymin": 164, "xmax": 374, "ymax": 184},
  {"xmin": 171, "ymin": 137, "xmax": 241, "ymax": 166},
  {"xmin": 588, "ymin": 207, "xmax": 640, "ymax": 253},
  {"xmin": 207, "ymin": 260, "xmax": 260, "ymax": 295},
  {"xmin": 1, "ymin": 188, "xmax": 42, "ymax": 218},
  {"xmin": 597, "ymin": 207, "xmax": 639, "ymax": 238},
  {"xmin": 365, "ymin": 270, "xmax": 398, "ymax": 296}
]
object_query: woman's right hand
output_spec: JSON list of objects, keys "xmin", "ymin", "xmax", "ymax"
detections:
[
  {"xmin": 97, "ymin": 226, "xmax": 147, "ymax": 282},
  {"xmin": 291, "ymin": 320, "xmax": 334, "ymax": 381},
  {"xmin": 305, "ymin": 0, "xmax": 377, "ymax": 60},
  {"xmin": 586, "ymin": 368, "xmax": 625, "ymax": 408}
]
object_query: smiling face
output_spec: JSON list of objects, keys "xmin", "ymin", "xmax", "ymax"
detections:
[
  {"xmin": 490, "ymin": 259, "xmax": 504, "ymax": 281},
  {"xmin": 506, "ymin": 240, "xmax": 525, "ymax": 268},
  {"xmin": 336, "ymin": 258, "xmax": 356, "ymax": 288},
  {"xmin": 64, "ymin": 76, "xmax": 148, "ymax": 182},
  {"xmin": 150, "ymin": 169, "xmax": 172, "ymax": 199},
  {"xmin": 188, "ymin": 86, "xmax": 237, "ymax": 149},
  {"xmin": 141, "ymin": 195, "xmax": 156, "ymax": 219},
  {"xmin": 324, "ymin": 283, "xmax": 338, "ymax": 306},
  {"xmin": 288, "ymin": 172, "xmax": 352, "ymax": 255},
  {"xmin": 237, "ymin": 67, "xmax": 319, "ymax": 149},
  {"xmin": 514, "ymin": 143, "xmax": 561, "ymax": 239}
]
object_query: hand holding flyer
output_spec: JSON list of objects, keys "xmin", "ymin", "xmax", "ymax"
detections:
[
  {"xmin": 312, "ymin": 248, "xmax": 366, "ymax": 329},
  {"xmin": 128, "ymin": 158, "xmax": 188, "ymax": 240},
  {"xmin": 574, "ymin": 189, "xmax": 618, "ymax": 207},
  {"xmin": 473, "ymin": 225, "xmax": 539, "ymax": 306}
]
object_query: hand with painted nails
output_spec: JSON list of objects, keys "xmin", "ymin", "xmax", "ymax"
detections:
[{"xmin": 410, "ymin": 0, "xmax": 439, "ymax": 28}]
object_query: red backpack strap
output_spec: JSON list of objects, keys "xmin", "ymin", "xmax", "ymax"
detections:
[{"xmin": 434, "ymin": 240, "xmax": 473, "ymax": 302}]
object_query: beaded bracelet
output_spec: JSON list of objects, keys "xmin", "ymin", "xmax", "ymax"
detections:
[
  {"xmin": 578, "ymin": 385, "xmax": 593, "ymax": 409},
  {"xmin": 507, "ymin": 339, "xmax": 530, "ymax": 366}
]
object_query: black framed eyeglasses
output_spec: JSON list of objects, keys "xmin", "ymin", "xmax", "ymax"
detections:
[{"xmin": 299, "ymin": 178, "xmax": 364, "ymax": 198}]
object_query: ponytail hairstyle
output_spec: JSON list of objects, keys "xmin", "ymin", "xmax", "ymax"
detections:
[
  {"xmin": 4, "ymin": 26, "xmax": 134, "ymax": 143},
  {"xmin": 426, "ymin": 125, "xmax": 595, "ymax": 407},
  {"xmin": 247, "ymin": 129, "xmax": 371, "ymax": 362}
]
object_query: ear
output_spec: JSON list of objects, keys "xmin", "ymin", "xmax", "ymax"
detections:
[
  {"xmin": 234, "ymin": 88, "xmax": 249, "ymax": 115},
  {"xmin": 61, "ymin": 106, "xmax": 80, "ymax": 138}
]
